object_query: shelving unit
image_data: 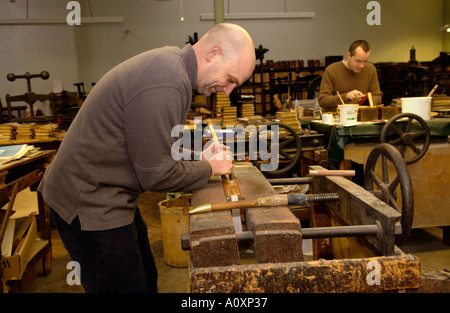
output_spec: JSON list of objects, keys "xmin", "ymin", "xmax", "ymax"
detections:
[{"xmin": 238, "ymin": 61, "xmax": 325, "ymax": 116}]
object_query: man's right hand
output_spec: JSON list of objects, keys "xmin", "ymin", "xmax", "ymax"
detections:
[
  {"xmin": 207, "ymin": 151, "xmax": 234, "ymax": 176},
  {"xmin": 345, "ymin": 89, "xmax": 365, "ymax": 101}
]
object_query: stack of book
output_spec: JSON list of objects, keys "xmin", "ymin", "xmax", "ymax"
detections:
[
  {"xmin": 34, "ymin": 123, "xmax": 58, "ymax": 139},
  {"xmin": 215, "ymin": 92, "xmax": 236, "ymax": 126},
  {"xmin": 0, "ymin": 123, "xmax": 16, "ymax": 142},
  {"xmin": 15, "ymin": 123, "xmax": 35, "ymax": 140},
  {"xmin": 241, "ymin": 101, "xmax": 255, "ymax": 118},
  {"xmin": 432, "ymin": 96, "xmax": 450, "ymax": 112},
  {"xmin": 275, "ymin": 110, "xmax": 302, "ymax": 133}
]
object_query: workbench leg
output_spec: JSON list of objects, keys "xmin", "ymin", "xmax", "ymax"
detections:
[
  {"xmin": 35, "ymin": 189, "xmax": 52, "ymax": 276},
  {"xmin": 443, "ymin": 226, "xmax": 450, "ymax": 246}
]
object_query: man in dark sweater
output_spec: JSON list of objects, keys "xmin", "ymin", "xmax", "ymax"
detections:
[
  {"xmin": 318, "ymin": 40, "xmax": 383, "ymax": 113},
  {"xmin": 38, "ymin": 23, "xmax": 255, "ymax": 292}
]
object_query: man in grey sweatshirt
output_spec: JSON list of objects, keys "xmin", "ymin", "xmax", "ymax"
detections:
[{"xmin": 38, "ymin": 23, "xmax": 255, "ymax": 292}]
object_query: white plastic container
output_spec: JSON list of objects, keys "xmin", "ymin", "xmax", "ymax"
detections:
[
  {"xmin": 401, "ymin": 97, "xmax": 431, "ymax": 120},
  {"xmin": 338, "ymin": 104, "xmax": 359, "ymax": 125},
  {"xmin": 322, "ymin": 113, "xmax": 333, "ymax": 124}
]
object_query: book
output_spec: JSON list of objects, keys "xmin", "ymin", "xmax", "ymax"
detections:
[{"xmin": 0, "ymin": 144, "xmax": 35, "ymax": 165}]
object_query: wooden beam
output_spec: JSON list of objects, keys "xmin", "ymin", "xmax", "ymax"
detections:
[
  {"xmin": 190, "ymin": 254, "xmax": 420, "ymax": 293},
  {"xmin": 310, "ymin": 165, "xmax": 401, "ymax": 256}
]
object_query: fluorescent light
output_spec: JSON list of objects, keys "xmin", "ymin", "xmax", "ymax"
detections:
[
  {"xmin": 0, "ymin": 17, "xmax": 124, "ymax": 25},
  {"xmin": 439, "ymin": 24, "xmax": 450, "ymax": 32},
  {"xmin": 200, "ymin": 12, "xmax": 315, "ymax": 21}
]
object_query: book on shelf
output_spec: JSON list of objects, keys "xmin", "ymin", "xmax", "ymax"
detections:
[
  {"xmin": 0, "ymin": 144, "xmax": 39, "ymax": 165},
  {"xmin": 34, "ymin": 123, "xmax": 58, "ymax": 139},
  {"xmin": 0, "ymin": 123, "xmax": 17, "ymax": 142}
]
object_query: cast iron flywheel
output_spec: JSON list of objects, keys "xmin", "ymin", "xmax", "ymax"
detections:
[
  {"xmin": 251, "ymin": 122, "xmax": 302, "ymax": 177},
  {"xmin": 363, "ymin": 143, "xmax": 414, "ymax": 244},
  {"xmin": 380, "ymin": 113, "xmax": 431, "ymax": 164}
]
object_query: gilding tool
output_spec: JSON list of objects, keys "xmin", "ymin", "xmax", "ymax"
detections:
[
  {"xmin": 206, "ymin": 119, "xmax": 243, "ymax": 231},
  {"xmin": 183, "ymin": 192, "xmax": 339, "ymax": 215}
]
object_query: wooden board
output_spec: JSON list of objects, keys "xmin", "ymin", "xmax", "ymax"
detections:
[
  {"xmin": 190, "ymin": 254, "xmax": 420, "ymax": 293},
  {"xmin": 310, "ymin": 165, "xmax": 401, "ymax": 256}
]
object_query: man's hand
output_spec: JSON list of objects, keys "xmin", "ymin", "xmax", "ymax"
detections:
[
  {"xmin": 207, "ymin": 153, "xmax": 234, "ymax": 175},
  {"xmin": 201, "ymin": 143, "xmax": 234, "ymax": 176},
  {"xmin": 345, "ymin": 90, "xmax": 365, "ymax": 101}
]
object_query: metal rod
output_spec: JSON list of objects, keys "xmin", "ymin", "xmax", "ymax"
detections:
[
  {"xmin": 301, "ymin": 224, "xmax": 380, "ymax": 239},
  {"xmin": 267, "ymin": 177, "xmax": 313, "ymax": 185},
  {"xmin": 181, "ymin": 224, "xmax": 380, "ymax": 250},
  {"xmin": 234, "ymin": 225, "xmax": 380, "ymax": 240},
  {"xmin": 305, "ymin": 193, "xmax": 340, "ymax": 203}
]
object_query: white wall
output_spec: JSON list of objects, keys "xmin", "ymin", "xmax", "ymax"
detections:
[
  {"xmin": 0, "ymin": 0, "xmax": 78, "ymax": 113},
  {"xmin": 0, "ymin": 0, "xmax": 447, "ymax": 108}
]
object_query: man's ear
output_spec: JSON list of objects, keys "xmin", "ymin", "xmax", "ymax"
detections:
[{"xmin": 206, "ymin": 45, "xmax": 222, "ymax": 62}]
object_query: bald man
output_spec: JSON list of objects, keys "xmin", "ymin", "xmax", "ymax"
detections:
[{"xmin": 38, "ymin": 23, "xmax": 255, "ymax": 293}]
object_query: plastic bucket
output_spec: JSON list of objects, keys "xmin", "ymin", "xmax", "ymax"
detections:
[
  {"xmin": 338, "ymin": 104, "xmax": 359, "ymax": 125},
  {"xmin": 401, "ymin": 97, "xmax": 431, "ymax": 120},
  {"xmin": 158, "ymin": 194, "xmax": 190, "ymax": 268}
]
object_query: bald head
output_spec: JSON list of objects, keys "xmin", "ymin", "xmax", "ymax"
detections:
[{"xmin": 193, "ymin": 23, "xmax": 256, "ymax": 96}]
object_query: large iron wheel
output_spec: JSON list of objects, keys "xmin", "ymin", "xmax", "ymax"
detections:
[
  {"xmin": 380, "ymin": 113, "xmax": 431, "ymax": 164},
  {"xmin": 251, "ymin": 122, "xmax": 302, "ymax": 177},
  {"xmin": 364, "ymin": 143, "xmax": 414, "ymax": 244}
]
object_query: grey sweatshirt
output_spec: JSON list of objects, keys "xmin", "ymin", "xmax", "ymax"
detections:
[{"xmin": 38, "ymin": 45, "xmax": 211, "ymax": 231}]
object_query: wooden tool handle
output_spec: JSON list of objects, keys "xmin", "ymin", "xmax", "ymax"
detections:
[
  {"xmin": 207, "ymin": 119, "xmax": 220, "ymax": 145},
  {"xmin": 210, "ymin": 194, "xmax": 289, "ymax": 211},
  {"xmin": 309, "ymin": 170, "xmax": 355, "ymax": 177},
  {"xmin": 207, "ymin": 119, "xmax": 231, "ymax": 180},
  {"xmin": 427, "ymin": 84, "xmax": 438, "ymax": 97},
  {"xmin": 368, "ymin": 92, "xmax": 374, "ymax": 107},
  {"xmin": 211, "ymin": 199, "xmax": 258, "ymax": 211}
]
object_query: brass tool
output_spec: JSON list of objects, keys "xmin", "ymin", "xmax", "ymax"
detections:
[{"xmin": 183, "ymin": 192, "xmax": 339, "ymax": 215}]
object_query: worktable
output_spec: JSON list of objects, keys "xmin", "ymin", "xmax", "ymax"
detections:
[
  {"xmin": 307, "ymin": 118, "xmax": 450, "ymax": 161},
  {"xmin": 0, "ymin": 137, "xmax": 63, "ymax": 150},
  {"xmin": 0, "ymin": 150, "xmax": 55, "ymax": 292},
  {"xmin": 307, "ymin": 117, "xmax": 450, "ymax": 239}
]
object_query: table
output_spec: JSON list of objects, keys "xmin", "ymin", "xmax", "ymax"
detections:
[
  {"xmin": 307, "ymin": 118, "xmax": 450, "ymax": 241},
  {"xmin": 308, "ymin": 118, "xmax": 450, "ymax": 162}
]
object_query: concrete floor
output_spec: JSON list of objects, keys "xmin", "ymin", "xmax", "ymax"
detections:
[{"xmin": 16, "ymin": 191, "xmax": 450, "ymax": 293}]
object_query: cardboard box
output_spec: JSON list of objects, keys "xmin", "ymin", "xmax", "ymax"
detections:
[
  {"xmin": 358, "ymin": 107, "xmax": 379, "ymax": 121},
  {"xmin": 1, "ymin": 217, "xmax": 37, "ymax": 281}
]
